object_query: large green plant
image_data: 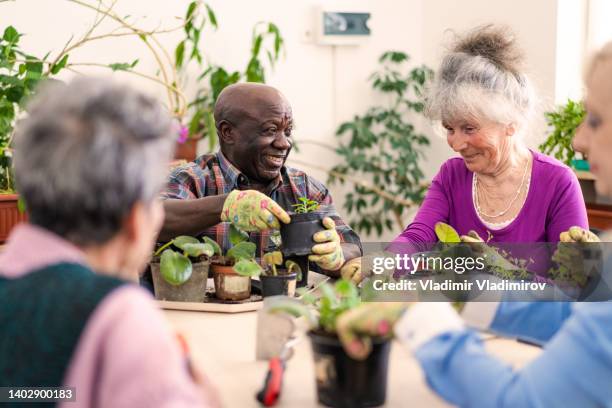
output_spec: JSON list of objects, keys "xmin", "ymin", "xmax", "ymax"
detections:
[
  {"xmin": 328, "ymin": 51, "xmax": 432, "ymax": 236},
  {"xmin": 175, "ymin": 1, "xmax": 285, "ymax": 151},
  {"xmin": 539, "ymin": 99, "xmax": 586, "ymax": 167},
  {"xmin": 0, "ymin": 26, "xmax": 67, "ymax": 192}
]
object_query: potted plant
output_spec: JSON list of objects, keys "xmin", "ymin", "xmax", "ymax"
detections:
[
  {"xmin": 210, "ymin": 224, "xmax": 261, "ymax": 301},
  {"xmin": 539, "ymin": 99, "xmax": 587, "ymax": 169},
  {"xmin": 151, "ymin": 235, "xmax": 216, "ymax": 302},
  {"xmin": 280, "ymin": 197, "xmax": 328, "ymax": 257},
  {"xmin": 270, "ymin": 280, "xmax": 392, "ymax": 407},
  {"xmin": 259, "ymin": 250, "xmax": 301, "ymax": 297}
]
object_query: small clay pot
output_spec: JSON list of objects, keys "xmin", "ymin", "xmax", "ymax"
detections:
[
  {"xmin": 309, "ymin": 331, "xmax": 391, "ymax": 408},
  {"xmin": 280, "ymin": 209, "xmax": 328, "ymax": 257},
  {"xmin": 150, "ymin": 257, "xmax": 209, "ymax": 302},
  {"xmin": 260, "ymin": 271, "xmax": 297, "ymax": 297},
  {"xmin": 211, "ymin": 263, "xmax": 251, "ymax": 301}
]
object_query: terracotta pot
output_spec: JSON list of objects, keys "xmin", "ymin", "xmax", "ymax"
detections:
[
  {"xmin": 174, "ymin": 138, "xmax": 199, "ymax": 162},
  {"xmin": 150, "ymin": 258, "xmax": 210, "ymax": 302},
  {"xmin": 211, "ymin": 263, "xmax": 251, "ymax": 301},
  {"xmin": 0, "ymin": 194, "xmax": 28, "ymax": 244}
]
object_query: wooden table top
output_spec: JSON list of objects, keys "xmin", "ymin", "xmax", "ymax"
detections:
[{"xmin": 163, "ymin": 308, "xmax": 541, "ymax": 407}]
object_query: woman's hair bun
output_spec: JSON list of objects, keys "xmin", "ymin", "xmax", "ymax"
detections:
[{"xmin": 452, "ymin": 24, "xmax": 524, "ymax": 76}]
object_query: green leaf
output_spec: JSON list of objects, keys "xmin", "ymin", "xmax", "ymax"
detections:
[
  {"xmin": 175, "ymin": 41, "xmax": 185, "ymax": 68},
  {"xmin": 173, "ymin": 235, "xmax": 200, "ymax": 250},
  {"xmin": 3, "ymin": 26, "xmax": 19, "ymax": 43},
  {"xmin": 50, "ymin": 54, "xmax": 69, "ymax": 75},
  {"xmin": 229, "ymin": 223, "xmax": 249, "ymax": 245},
  {"xmin": 160, "ymin": 249, "xmax": 192, "ymax": 286},
  {"xmin": 182, "ymin": 242, "xmax": 214, "ymax": 258},
  {"xmin": 434, "ymin": 222, "xmax": 461, "ymax": 243},
  {"xmin": 233, "ymin": 258, "xmax": 262, "ymax": 277},
  {"xmin": 108, "ymin": 59, "xmax": 138, "ymax": 71},
  {"xmin": 202, "ymin": 236, "xmax": 222, "ymax": 256},
  {"xmin": 17, "ymin": 196, "xmax": 26, "ymax": 214},
  {"xmin": 227, "ymin": 241, "xmax": 256, "ymax": 262},
  {"xmin": 204, "ymin": 110, "xmax": 217, "ymax": 151},
  {"xmin": 262, "ymin": 251, "xmax": 283, "ymax": 267},
  {"xmin": 205, "ymin": 4, "xmax": 218, "ymax": 28}
]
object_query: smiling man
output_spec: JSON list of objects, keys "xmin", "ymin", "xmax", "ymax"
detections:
[{"xmin": 160, "ymin": 83, "xmax": 361, "ymax": 276}]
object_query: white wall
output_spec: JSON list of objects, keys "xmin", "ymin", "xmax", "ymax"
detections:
[{"xmin": 4, "ymin": 0, "xmax": 575, "ymax": 242}]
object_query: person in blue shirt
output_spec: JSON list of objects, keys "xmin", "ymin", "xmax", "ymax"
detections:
[{"xmin": 336, "ymin": 41, "xmax": 612, "ymax": 407}]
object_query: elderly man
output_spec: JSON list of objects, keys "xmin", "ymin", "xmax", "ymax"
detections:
[
  {"xmin": 160, "ymin": 82, "xmax": 361, "ymax": 276},
  {"xmin": 0, "ymin": 78, "xmax": 218, "ymax": 407}
]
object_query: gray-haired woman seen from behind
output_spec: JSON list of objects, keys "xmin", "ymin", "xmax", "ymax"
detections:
[{"xmin": 0, "ymin": 77, "xmax": 219, "ymax": 407}]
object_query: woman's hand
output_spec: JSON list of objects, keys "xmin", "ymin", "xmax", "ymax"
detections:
[{"xmin": 336, "ymin": 302, "xmax": 410, "ymax": 360}]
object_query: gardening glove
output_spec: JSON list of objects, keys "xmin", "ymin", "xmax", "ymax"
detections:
[
  {"xmin": 221, "ymin": 190, "xmax": 290, "ymax": 232},
  {"xmin": 336, "ymin": 302, "xmax": 409, "ymax": 360},
  {"xmin": 308, "ymin": 217, "xmax": 345, "ymax": 271},
  {"xmin": 341, "ymin": 257, "xmax": 363, "ymax": 283},
  {"xmin": 551, "ymin": 226, "xmax": 601, "ymax": 287},
  {"xmin": 340, "ymin": 254, "xmax": 385, "ymax": 284}
]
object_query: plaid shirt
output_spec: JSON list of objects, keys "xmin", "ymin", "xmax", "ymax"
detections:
[{"xmin": 161, "ymin": 151, "xmax": 362, "ymax": 259}]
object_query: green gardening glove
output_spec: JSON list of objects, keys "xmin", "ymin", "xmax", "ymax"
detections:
[
  {"xmin": 308, "ymin": 217, "xmax": 345, "ymax": 271},
  {"xmin": 336, "ymin": 302, "xmax": 409, "ymax": 360},
  {"xmin": 221, "ymin": 190, "xmax": 291, "ymax": 232}
]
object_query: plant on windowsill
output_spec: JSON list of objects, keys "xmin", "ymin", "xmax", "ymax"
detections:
[{"xmin": 539, "ymin": 99, "xmax": 587, "ymax": 169}]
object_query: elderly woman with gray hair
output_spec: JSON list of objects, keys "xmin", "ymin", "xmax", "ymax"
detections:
[
  {"xmin": 392, "ymin": 25, "xmax": 588, "ymax": 258},
  {"xmin": 0, "ymin": 78, "xmax": 218, "ymax": 407}
]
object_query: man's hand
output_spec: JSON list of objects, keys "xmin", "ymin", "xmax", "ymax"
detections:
[
  {"xmin": 221, "ymin": 190, "xmax": 290, "ymax": 232},
  {"xmin": 336, "ymin": 303, "xmax": 409, "ymax": 360},
  {"xmin": 341, "ymin": 257, "xmax": 363, "ymax": 283},
  {"xmin": 308, "ymin": 217, "xmax": 345, "ymax": 271}
]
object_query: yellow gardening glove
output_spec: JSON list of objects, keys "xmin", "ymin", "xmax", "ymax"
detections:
[
  {"xmin": 341, "ymin": 257, "xmax": 363, "ymax": 283},
  {"xmin": 552, "ymin": 226, "xmax": 601, "ymax": 287},
  {"xmin": 336, "ymin": 302, "xmax": 409, "ymax": 360},
  {"xmin": 221, "ymin": 190, "xmax": 290, "ymax": 232},
  {"xmin": 308, "ymin": 217, "xmax": 345, "ymax": 271}
]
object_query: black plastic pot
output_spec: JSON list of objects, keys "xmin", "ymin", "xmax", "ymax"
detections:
[
  {"xmin": 309, "ymin": 331, "xmax": 391, "ymax": 408},
  {"xmin": 280, "ymin": 210, "xmax": 327, "ymax": 256},
  {"xmin": 260, "ymin": 271, "xmax": 297, "ymax": 297}
]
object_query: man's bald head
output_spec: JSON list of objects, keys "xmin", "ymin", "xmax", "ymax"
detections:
[
  {"xmin": 213, "ymin": 82, "xmax": 294, "ymax": 183},
  {"xmin": 214, "ymin": 82, "xmax": 290, "ymax": 127}
]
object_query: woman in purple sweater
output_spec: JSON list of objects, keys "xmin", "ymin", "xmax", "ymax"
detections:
[{"xmin": 393, "ymin": 26, "xmax": 588, "ymax": 248}]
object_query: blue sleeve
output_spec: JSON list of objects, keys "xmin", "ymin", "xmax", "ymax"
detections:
[
  {"xmin": 414, "ymin": 302, "xmax": 612, "ymax": 408},
  {"xmin": 488, "ymin": 302, "xmax": 573, "ymax": 345}
]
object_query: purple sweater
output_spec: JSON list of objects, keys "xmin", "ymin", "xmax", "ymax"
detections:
[{"xmin": 393, "ymin": 151, "xmax": 588, "ymax": 246}]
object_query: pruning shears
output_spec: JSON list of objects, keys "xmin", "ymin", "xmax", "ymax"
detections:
[{"xmin": 256, "ymin": 337, "xmax": 300, "ymax": 406}]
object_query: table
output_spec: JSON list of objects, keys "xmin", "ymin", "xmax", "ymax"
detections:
[{"xmin": 163, "ymin": 309, "xmax": 541, "ymax": 407}]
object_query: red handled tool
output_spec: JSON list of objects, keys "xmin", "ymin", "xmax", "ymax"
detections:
[{"xmin": 256, "ymin": 338, "xmax": 298, "ymax": 406}]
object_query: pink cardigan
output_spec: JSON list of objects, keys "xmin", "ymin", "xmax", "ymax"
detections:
[{"xmin": 0, "ymin": 224, "xmax": 214, "ymax": 407}]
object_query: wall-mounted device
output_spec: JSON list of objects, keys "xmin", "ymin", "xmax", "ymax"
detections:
[{"xmin": 315, "ymin": 7, "xmax": 371, "ymax": 45}]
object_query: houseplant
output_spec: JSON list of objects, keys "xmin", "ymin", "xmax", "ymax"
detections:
[
  {"xmin": 280, "ymin": 197, "xmax": 327, "ymax": 257},
  {"xmin": 327, "ymin": 51, "xmax": 432, "ymax": 236},
  {"xmin": 151, "ymin": 235, "xmax": 216, "ymax": 302},
  {"xmin": 259, "ymin": 250, "xmax": 301, "ymax": 297},
  {"xmin": 210, "ymin": 224, "xmax": 261, "ymax": 301},
  {"xmin": 174, "ymin": 1, "xmax": 285, "ymax": 156},
  {"xmin": 539, "ymin": 99, "xmax": 587, "ymax": 169},
  {"xmin": 270, "ymin": 280, "xmax": 392, "ymax": 407},
  {"xmin": 0, "ymin": 25, "xmax": 64, "ymax": 241}
]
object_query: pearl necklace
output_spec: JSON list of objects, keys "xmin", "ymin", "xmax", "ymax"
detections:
[{"xmin": 473, "ymin": 159, "xmax": 530, "ymax": 219}]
